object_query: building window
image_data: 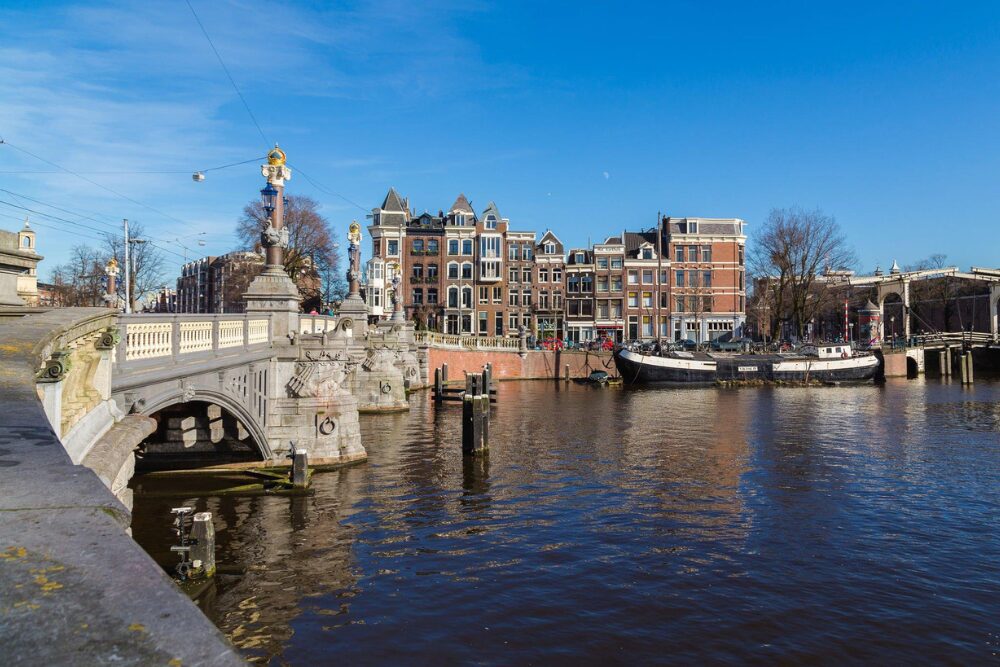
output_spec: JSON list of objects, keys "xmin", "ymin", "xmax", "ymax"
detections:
[
  {"xmin": 479, "ymin": 286, "xmax": 489, "ymax": 304},
  {"xmin": 373, "ymin": 212, "xmax": 381, "ymax": 226},
  {"xmin": 412, "ymin": 239, "xmax": 424, "ymax": 253},
  {"xmin": 522, "ymin": 268, "xmax": 531, "ymax": 283},
  {"xmin": 702, "ymin": 246, "xmax": 712, "ymax": 262},
  {"xmin": 428, "ymin": 264, "xmax": 439, "ymax": 279},
  {"xmin": 509, "ymin": 314, "xmax": 518, "ymax": 330},
  {"xmin": 462, "ymin": 287, "xmax": 473, "ymax": 309},
  {"xmin": 675, "ymin": 270, "xmax": 685, "ymax": 287},
  {"xmin": 388, "ymin": 240, "xmax": 399, "ymax": 256},
  {"xmin": 480, "ymin": 235, "xmax": 501, "ymax": 258},
  {"xmin": 568, "ymin": 300, "xmax": 580, "ymax": 316},
  {"xmin": 509, "ymin": 292, "xmax": 519, "ymax": 307},
  {"xmin": 553, "ymin": 268, "xmax": 563, "ymax": 282},
  {"xmin": 739, "ymin": 271, "xmax": 745, "ymax": 291},
  {"xmin": 447, "ymin": 262, "xmax": 459, "ymax": 279},
  {"xmin": 641, "ymin": 270, "xmax": 653, "ymax": 284},
  {"xmin": 689, "ymin": 270, "xmax": 699, "ymax": 286},
  {"xmin": 485, "ymin": 214, "xmax": 497, "ymax": 230},
  {"xmin": 448, "ymin": 239, "xmax": 459, "ymax": 255},
  {"xmin": 597, "ymin": 276, "xmax": 608, "ymax": 292},
  {"xmin": 462, "ymin": 262, "xmax": 473, "ymax": 279},
  {"xmin": 539, "ymin": 268, "xmax": 549, "ymax": 282},
  {"xmin": 581, "ymin": 274, "xmax": 593, "ymax": 292},
  {"xmin": 567, "ymin": 274, "xmax": 580, "ymax": 292},
  {"xmin": 642, "ymin": 291, "xmax": 653, "ymax": 308},
  {"xmin": 611, "ymin": 276, "xmax": 622, "ymax": 292},
  {"xmin": 448, "ymin": 287, "xmax": 459, "ymax": 308},
  {"xmin": 493, "ymin": 286, "xmax": 502, "ymax": 303},
  {"xmin": 412, "ymin": 264, "xmax": 424, "ymax": 279},
  {"xmin": 523, "ymin": 289, "xmax": 532, "ymax": 307},
  {"xmin": 413, "ymin": 289, "xmax": 423, "ymax": 304},
  {"xmin": 703, "ymin": 296, "xmax": 713, "ymax": 312},
  {"xmin": 371, "ymin": 262, "xmax": 383, "ymax": 280},
  {"xmin": 688, "ymin": 245, "xmax": 698, "ymax": 261},
  {"xmin": 428, "ymin": 288, "xmax": 438, "ymax": 304},
  {"xmin": 455, "ymin": 214, "xmax": 466, "ymax": 226},
  {"xmin": 598, "ymin": 300, "xmax": 609, "ymax": 319},
  {"xmin": 610, "ymin": 257, "xmax": 622, "ymax": 270},
  {"xmin": 627, "ymin": 270, "xmax": 638, "ymax": 285},
  {"xmin": 522, "ymin": 246, "xmax": 533, "ymax": 260},
  {"xmin": 479, "ymin": 311, "xmax": 488, "ymax": 332},
  {"xmin": 675, "ymin": 247, "xmax": 685, "ymax": 263},
  {"xmin": 689, "ymin": 221, "xmax": 698, "ymax": 234},
  {"xmin": 495, "ymin": 312, "xmax": 503, "ymax": 336},
  {"xmin": 703, "ymin": 271, "xmax": 712, "ymax": 288},
  {"xmin": 509, "ymin": 244, "xmax": 518, "ymax": 260},
  {"xmin": 642, "ymin": 316, "xmax": 653, "ymax": 336},
  {"xmin": 428, "ymin": 239, "xmax": 439, "ymax": 254},
  {"xmin": 610, "ymin": 300, "xmax": 622, "ymax": 318},
  {"xmin": 738, "ymin": 245, "xmax": 745, "ymax": 266},
  {"xmin": 597, "ymin": 257, "xmax": 609, "ymax": 269},
  {"xmin": 628, "ymin": 291, "xmax": 638, "ymax": 307},
  {"xmin": 659, "ymin": 270, "xmax": 668, "ymax": 284},
  {"xmin": 544, "ymin": 242, "xmax": 555, "ymax": 254},
  {"xmin": 463, "ymin": 239, "xmax": 474, "ymax": 255}
]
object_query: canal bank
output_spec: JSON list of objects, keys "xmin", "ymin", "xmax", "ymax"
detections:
[{"xmin": 130, "ymin": 376, "xmax": 1000, "ymax": 664}]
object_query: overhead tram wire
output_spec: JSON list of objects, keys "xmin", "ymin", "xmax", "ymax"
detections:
[
  {"xmin": 0, "ymin": 198, "xmax": 188, "ymax": 261},
  {"xmin": 290, "ymin": 164, "xmax": 369, "ymax": 213},
  {"xmin": 0, "ymin": 155, "xmax": 265, "ymax": 175},
  {"xmin": 0, "ymin": 139, "xmax": 200, "ymax": 229},
  {"xmin": 184, "ymin": 0, "xmax": 270, "ymax": 151}
]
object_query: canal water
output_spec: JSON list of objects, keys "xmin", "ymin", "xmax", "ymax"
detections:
[{"xmin": 130, "ymin": 378, "xmax": 1000, "ymax": 664}]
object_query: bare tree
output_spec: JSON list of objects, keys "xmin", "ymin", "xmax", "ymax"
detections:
[
  {"xmin": 748, "ymin": 207, "xmax": 856, "ymax": 340},
  {"xmin": 236, "ymin": 195, "xmax": 342, "ymax": 310},
  {"xmin": 904, "ymin": 253, "xmax": 957, "ymax": 332},
  {"xmin": 48, "ymin": 245, "xmax": 107, "ymax": 306},
  {"xmin": 103, "ymin": 221, "xmax": 166, "ymax": 312}
]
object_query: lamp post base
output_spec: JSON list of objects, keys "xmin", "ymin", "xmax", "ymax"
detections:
[{"xmin": 244, "ymin": 266, "xmax": 300, "ymax": 339}]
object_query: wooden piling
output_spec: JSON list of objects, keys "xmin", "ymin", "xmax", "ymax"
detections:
[
  {"xmin": 564, "ymin": 364, "xmax": 570, "ymax": 381},
  {"xmin": 291, "ymin": 450, "xmax": 309, "ymax": 488},
  {"xmin": 462, "ymin": 372, "xmax": 489, "ymax": 456},
  {"xmin": 442, "ymin": 363, "xmax": 448, "ymax": 383},
  {"xmin": 965, "ymin": 352, "xmax": 974, "ymax": 384},
  {"xmin": 190, "ymin": 512, "xmax": 216, "ymax": 578},
  {"xmin": 960, "ymin": 352, "xmax": 968, "ymax": 384},
  {"xmin": 938, "ymin": 350, "xmax": 947, "ymax": 377},
  {"xmin": 434, "ymin": 367, "xmax": 443, "ymax": 405}
]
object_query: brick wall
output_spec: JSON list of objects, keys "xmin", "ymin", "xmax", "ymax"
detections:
[{"xmin": 425, "ymin": 347, "xmax": 616, "ymax": 382}]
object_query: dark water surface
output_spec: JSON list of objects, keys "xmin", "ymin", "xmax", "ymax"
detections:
[{"xmin": 131, "ymin": 378, "xmax": 1000, "ymax": 665}]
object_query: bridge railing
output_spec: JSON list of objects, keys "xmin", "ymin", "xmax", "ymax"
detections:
[
  {"xmin": 910, "ymin": 331, "xmax": 995, "ymax": 347},
  {"xmin": 116, "ymin": 313, "xmax": 273, "ymax": 366},
  {"xmin": 414, "ymin": 330, "xmax": 521, "ymax": 351},
  {"xmin": 299, "ymin": 314, "xmax": 340, "ymax": 335}
]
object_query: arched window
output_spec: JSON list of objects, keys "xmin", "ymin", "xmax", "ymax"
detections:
[
  {"xmin": 461, "ymin": 262, "xmax": 473, "ymax": 279},
  {"xmin": 447, "ymin": 262, "xmax": 459, "ymax": 279},
  {"xmin": 485, "ymin": 214, "xmax": 497, "ymax": 230},
  {"xmin": 448, "ymin": 286, "xmax": 459, "ymax": 308},
  {"xmin": 448, "ymin": 239, "xmax": 459, "ymax": 255},
  {"xmin": 462, "ymin": 286, "xmax": 473, "ymax": 308},
  {"xmin": 22, "ymin": 237, "xmax": 31, "ymax": 248}
]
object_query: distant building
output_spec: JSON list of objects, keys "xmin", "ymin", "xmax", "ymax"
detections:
[
  {"xmin": 0, "ymin": 220, "xmax": 41, "ymax": 307},
  {"xmin": 175, "ymin": 251, "xmax": 264, "ymax": 313}
]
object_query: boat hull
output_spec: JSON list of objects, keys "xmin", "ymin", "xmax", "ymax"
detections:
[{"xmin": 614, "ymin": 349, "xmax": 880, "ymax": 386}]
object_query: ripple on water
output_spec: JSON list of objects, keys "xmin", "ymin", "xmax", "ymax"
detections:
[{"xmin": 129, "ymin": 377, "xmax": 1000, "ymax": 665}]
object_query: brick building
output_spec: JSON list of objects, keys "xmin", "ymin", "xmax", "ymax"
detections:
[{"xmin": 365, "ymin": 188, "xmax": 746, "ymax": 344}]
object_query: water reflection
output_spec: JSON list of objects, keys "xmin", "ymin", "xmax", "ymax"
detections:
[{"xmin": 130, "ymin": 377, "xmax": 1000, "ymax": 664}]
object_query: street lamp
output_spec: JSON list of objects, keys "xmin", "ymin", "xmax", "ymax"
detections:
[
  {"xmin": 260, "ymin": 182, "xmax": 279, "ymax": 214},
  {"xmin": 890, "ymin": 315, "xmax": 896, "ymax": 348},
  {"xmin": 103, "ymin": 258, "xmax": 120, "ymax": 309}
]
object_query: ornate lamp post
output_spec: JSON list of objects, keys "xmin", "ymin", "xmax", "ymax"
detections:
[
  {"xmin": 242, "ymin": 145, "xmax": 302, "ymax": 337},
  {"xmin": 103, "ymin": 258, "xmax": 119, "ymax": 309}
]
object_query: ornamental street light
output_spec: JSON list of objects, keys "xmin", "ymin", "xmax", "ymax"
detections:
[{"xmin": 260, "ymin": 182, "xmax": 279, "ymax": 214}]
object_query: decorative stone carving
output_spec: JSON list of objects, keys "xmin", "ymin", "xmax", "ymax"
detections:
[
  {"xmin": 180, "ymin": 381, "xmax": 196, "ymax": 403},
  {"xmin": 260, "ymin": 225, "xmax": 289, "ymax": 249},
  {"xmin": 287, "ymin": 351, "xmax": 355, "ymax": 398},
  {"xmin": 361, "ymin": 346, "xmax": 398, "ymax": 373},
  {"xmin": 95, "ymin": 327, "xmax": 121, "ymax": 351},
  {"xmin": 36, "ymin": 350, "xmax": 72, "ymax": 383}
]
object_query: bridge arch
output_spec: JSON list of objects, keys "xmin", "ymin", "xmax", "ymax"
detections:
[{"xmin": 138, "ymin": 387, "xmax": 272, "ymax": 463}]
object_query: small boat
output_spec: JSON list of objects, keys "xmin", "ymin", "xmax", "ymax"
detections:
[
  {"xmin": 613, "ymin": 343, "xmax": 879, "ymax": 386},
  {"xmin": 575, "ymin": 370, "xmax": 611, "ymax": 385}
]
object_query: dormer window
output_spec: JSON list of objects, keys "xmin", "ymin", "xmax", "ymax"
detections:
[
  {"xmin": 689, "ymin": 221, "xmax": 698, "ymax": 234},
  {"xmin": 485, "ymin": 214, "xmax": 497, "ymax": 230},
  {"xmin": 575, "ymin": 252, "xmax": 585, "ymax": 263},
  {"xmin": 455, "ymin": 214, "xmax": 466, "ymax": 226},
  {"xmin": 373, "ymin": 212, "xmax": 381, "ymax": 226},
  {"xmin": 544, "ymin": 242, "xmax": 555, "ymax": 254}
]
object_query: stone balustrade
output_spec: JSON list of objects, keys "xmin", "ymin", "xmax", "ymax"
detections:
[
  {"xmin": 415, "ymin": 330, "xmax": 521, "ymax": 351},
  {"xmin": 117, "ymin": 313, "xmax": 273, "ymax": 366},
  {"xmin": 299, "ymin": 314, "xmax": 340, "ymax": 335}
]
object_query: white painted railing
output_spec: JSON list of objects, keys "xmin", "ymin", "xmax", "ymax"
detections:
[
  {"xmin": 119, "ymin": 314, "xmax": 273, "ymax": 364},
  {"xmin": 179, "ymin": 321, "xmax": 213, "ymax": 353},
  {"xmin": 124, "ymin": 322, "xmax": 172, "ymax": 361},
  {"xmin": 415, "ymin": 330, "xmax": 521, "ymax": 351},
  {"xmin": 299, "ymin": 315, "xmax": 339, "ymax": 335}
]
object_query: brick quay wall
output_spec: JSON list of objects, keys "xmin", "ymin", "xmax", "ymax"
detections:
[{"xmin": 423, "ymin": 348, "xmax": 616, "ymax": 383}]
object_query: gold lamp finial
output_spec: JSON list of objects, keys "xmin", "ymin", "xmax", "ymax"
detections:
[{"xmin": 267, "ymin": 144, "xmax": 286, "ymax": 166}]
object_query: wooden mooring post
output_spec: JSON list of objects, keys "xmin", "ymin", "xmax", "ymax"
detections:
[
  {"xmin": 291, "ymin": 449, "xmax": 309, "ymax": 488},
  {"xmin": 434, "ymin": 367, "xmax": 443, "ymax": 405},
  {"xmin": 190, "ymin": 512, "xmax": 216, "ymax": 578},
  {"xmin": 462, "ymin": 372, "xmax": 490, "ymax": 456}
]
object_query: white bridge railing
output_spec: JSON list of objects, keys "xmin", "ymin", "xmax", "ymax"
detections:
[
  {"xmin": 118, "ymin": 313, "xmax": 273, "ymax": 364},
  {"xmin": 910, "ymin": 331, "xmax": 996, "ymax": 347},
  {"xmin": 299, "ymin": 314, "xmax": 340, "ymax": 335},
  {"xmin": 414, "ymin": 330, "xmax": 521, "ymax": 351}
]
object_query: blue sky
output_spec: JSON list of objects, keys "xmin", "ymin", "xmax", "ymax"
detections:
[{"xmin": 1, "ymin": 0, "xmax": 998, "ymax": 279}]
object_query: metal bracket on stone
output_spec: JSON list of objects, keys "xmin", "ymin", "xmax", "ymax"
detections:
[
  {"xmin": 36, "ymin": 349, "xmax": 72, "ymax": 383},
  {"xmin": 95, "ymin": 326, "xmax": 121, "ymax": 350}
]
